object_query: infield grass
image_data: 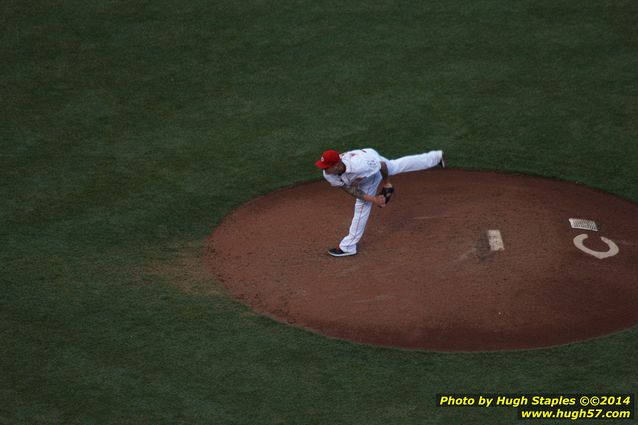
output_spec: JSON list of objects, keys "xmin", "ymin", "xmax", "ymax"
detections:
[{"xmin": 1, "ymin": 1, "xmax": 637, "ymax": 424}]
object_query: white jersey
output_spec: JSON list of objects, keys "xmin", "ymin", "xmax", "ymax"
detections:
[{"xmin": 323, "ymin": 149, "xmax": 382, "ymax": 188}]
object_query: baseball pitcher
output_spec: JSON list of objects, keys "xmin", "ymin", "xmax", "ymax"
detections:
[{"xmin": 316, "ymin": 148, "xmax": 446, "ymax": 257}]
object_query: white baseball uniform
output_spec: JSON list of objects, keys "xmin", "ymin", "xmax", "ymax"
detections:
[{"xmin": 323, "ymin": 148, "xmax": 444, "ymax": 254}]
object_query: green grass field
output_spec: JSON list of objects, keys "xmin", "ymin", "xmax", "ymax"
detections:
[{"xmin": 2, "ymin": 1, "xmax": 637, "ymax": 423}]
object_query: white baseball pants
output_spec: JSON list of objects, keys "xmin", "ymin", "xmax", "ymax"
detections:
[{"xmin": 339, "ymin": 150, "xmax": 443, "ymax": 254}]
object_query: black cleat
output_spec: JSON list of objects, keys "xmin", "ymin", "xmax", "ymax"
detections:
[
  {"xmin": 439, "ymin": 153, "xmax": 447, "ymax": 168},
  {"xmin": 328, "ymin": 248, "xmax": 357, "ymax": 257}
]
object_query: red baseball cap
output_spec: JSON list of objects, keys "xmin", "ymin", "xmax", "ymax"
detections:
[{"xmin": 315, "ymin": 149, "xmax": 341, "ymax": 169}]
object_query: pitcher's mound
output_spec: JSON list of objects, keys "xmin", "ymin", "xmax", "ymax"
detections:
[{"xmin": 207, "ymin": 170, "xmax": 638, "ymax": 351}]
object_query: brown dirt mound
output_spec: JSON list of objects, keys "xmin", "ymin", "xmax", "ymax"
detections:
[{"xmin": 206, "ymin": 169, "xmax": 638, "ymax": 351}]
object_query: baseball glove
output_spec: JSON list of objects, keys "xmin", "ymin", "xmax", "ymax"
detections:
[{"xmin": 381, "ymin": 185, "xmax": 394, "ymax": 204}]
